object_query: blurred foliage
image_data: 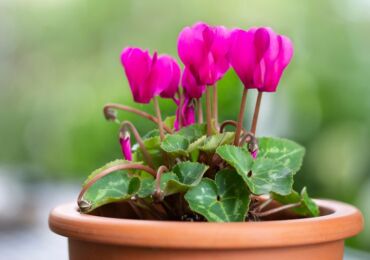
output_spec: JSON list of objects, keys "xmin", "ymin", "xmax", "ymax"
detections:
[{"xmin": 0, "ymin": 0, "xmax": 369, "ymax": 251}]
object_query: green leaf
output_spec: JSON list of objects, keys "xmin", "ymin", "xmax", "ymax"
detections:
[
  {"xmin": 199, "ymin": 132, "xmax": 235, "ymax": 153},
  {"xmin": 216, "ymin": 145, "xmax": 254, "ymax": 175},
  {"xmin": 83, "ymin": 159, "xmax": 133, "ymax": 187},
  {"xmin": 133, "ymin": 135, "xmax": 163, "ymax": 168},
  {"xmin": 142, "ymin": 129, "xmax": 160, "ymax": 139},
  {"xmin": 257, "ymin": 137, "xmax": 305, "ymax": 173},
  {"xmin": 216, "ymin": 145, "xmax": 293, "ymax": 195},
  {"xmin": 137, "ymin": 172, "xmax": 155, "ymax": 198},
  {"xmin": 177, "ymin": 123, "xmax": 207, "ymax": 143},
  {"xmin": 250, "ymin": 158, "xmax": 293, "ymax": 195},
  {"xmin": 80, "ymin": 170, "xmax": 140, "ymax": 213},
  {"xmin": 160, "ymin": 134, "xmax": 189, "ymax": 156},
  {"xmin": 187, "ymin": 135, "xmax": 206, "ymax": 153},
  {"xmin": 165, "ymin": 162, "xmax": 209, "ymax": 195},
  {"xmin": 185, "ymin": 169, "xmax": 250, "ymax": 222},
  {"xmin": 272, "ymin": 187, "xmax": 320, "ymax": 217},
  {"xmin": 163, "ymin": 116, "xmax": 176, "ymax": 130}
]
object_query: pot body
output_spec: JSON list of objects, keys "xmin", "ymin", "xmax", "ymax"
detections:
[
  {"xmin": 49, "ymin": 199, "xmax": 363, "ymax": 260},
  {"xmin": 68, "ymin": 239, "xmax": 344, "ymax": 260}
]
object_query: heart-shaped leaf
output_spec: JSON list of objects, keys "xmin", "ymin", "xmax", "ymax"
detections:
[
  {"xmin": 177, "ymin": 123, "xmax": 207, "ymax": 143},
  {"xmin": 199, "ymin": 132, "xmax": 235, "ymax": 153},
  {"xmin": 184, "ymin": 169, "xmax": 250, "ymax": 222},
  {"xmin": 271, "ymin": 187, "xmax": 320, "ymax": 217},
  {"xmin": 137, "ymin": 162, "xmax": 208, "ymax": 198},
  {"xmin": 257, "ymin": 137, "xmax": 305, "ymax": 173},
  {"xmin": 216, "ymin": 145, "xmax": 293, "ymax": 195},
  {"xmin": 165, "ymin": 162, "xmax": 209, "ymax": 195},
  {"xmin": 160, "ymin": 134, "xmax": 189, "ymax": 156},
  {"xmin": 80, "ymin": 170, "xmax": 140, "ymax": 213}
]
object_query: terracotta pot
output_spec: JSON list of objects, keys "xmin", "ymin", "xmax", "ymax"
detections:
[{"xmin": 49, "ymin": 199, "xmax": 363, "ymax": 260}]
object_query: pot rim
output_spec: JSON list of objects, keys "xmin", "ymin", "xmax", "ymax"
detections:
[{"xmin": 49, "ymin": 199, "xmax": 363, "ymax": 249}]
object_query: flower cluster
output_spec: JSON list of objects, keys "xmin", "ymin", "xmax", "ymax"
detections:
[
  {"xmin": 77, "ymin": 22, "xmax": 319, "ymax": 223},
  {"xmin": 120, "ymin": 22, "xmax": 293, "ymax": 158}
]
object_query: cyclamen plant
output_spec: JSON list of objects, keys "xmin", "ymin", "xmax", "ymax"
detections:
[{"xmin": 77, "ymin": 22, "xmax": 320, "ymax": 222}]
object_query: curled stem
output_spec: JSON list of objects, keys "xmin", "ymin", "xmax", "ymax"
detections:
[
  {"xmin": 234, "ymin": 88, "xmax": 248, "ymax": 145},
  {"xmin": 251, "ymin": 202, "xmax": 301, "ymax": 217},
  {"xmin": 153, "ymin": 97, "xmax": 165, "ymax": 141},
  {"xmin": 250, "ymin": 91, "xmax": 263, "ymax": 134},
  {"xmin": 103, "ymin": 103, "xmax": 173, "ymax": 134},
  {"xmin": 120, "ymin": 121, "xmax": 154, "ymax": 168},
  {"xmin": 206, "ymin": 87, "xmax": 212, "ymax": 136},
  {"xmin": 77, "ymin": 163, "xmax": 156, "ymax": 206},
  {"xmin": 196, "ymin": 98, "xmax": 203, "ymax": 123},
  {"xmin": 220, "ymin": 120, "xmax": 238, "ymax": 133},
  {"xmin": 212, "ymin": 84, "xmax": 218, "ymax": 129},
  {"xmin": 153, "ymin": 165, "xmax": 169, "ymax": 202}
]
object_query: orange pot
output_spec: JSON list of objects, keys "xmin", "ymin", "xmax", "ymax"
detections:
[{"xmin": 49, "ymin": 199, "xmax": 363, "ymax": 260}]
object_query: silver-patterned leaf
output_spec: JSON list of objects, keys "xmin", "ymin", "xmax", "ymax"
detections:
[{"xmin": 184, "ymin": 169, "xmax": 250, "ymax": 222}]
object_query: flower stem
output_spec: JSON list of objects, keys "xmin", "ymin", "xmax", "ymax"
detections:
[
  {"xmin": 103, "ymin": 103, "xmax": 173, "ymax": 134},
  {"xmin": 206, "ymin": 87, "xmax": 212, "ymax": 136},
  {"xmin": 153, "ymin": 165, "xmax": 169, "ymax": 202},
  {"xmin": 252, "ymin": 202, "xmax": 301, "ymax": 217},
  {"xmin": 234, "ymin": 88, "xmax": 248, "ymax": 145},
  {"xmin": 220, "ymin": 120, "xmax": 238, "ymax": 133},
  {"xmin": 153, "ymin": 97, "xmax": 165, "ymax": 141},
  {"xmin": 212, "ymin": 84, "xmax": 218, "ymax": 129},
  {"xmin": 196, "ymin": 98, "xmax": 203, "ymax": 123},
  {"xmin": 250, "ymin": 91, "xmax": 263, "ymax": 134},
  {"xmin": 255, "ymin": 198, "xmax": 273, "ymax": 212},
  {"xmin": 120, "ymin": 121, "xmax": 154, "ymax": 168}
]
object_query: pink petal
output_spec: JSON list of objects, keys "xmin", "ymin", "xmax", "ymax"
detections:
[
  {"xmin": 177, "ymin": 22, "xmax": 209, "ymax": 69},
  {"xmin": 259, "ymin": 35, "xmax": 294, "ymax": 92},
  {"xmin": 119, "ymin": 135, "xmax": 132, "ymax": 161},
  {"xmin": 157, "ymin": 55, "xmax": 180, "ymax": 99},
  {"xmin": 182, "ymin": 67, "xmax": 206, "ymax": 99},
  {"xmin": 229, "ymin": 28, "xmax": 258, "ymax": 88},
  {"xmin": 120, "ymin": 47, "xmax": 154, "ymax": 103}
]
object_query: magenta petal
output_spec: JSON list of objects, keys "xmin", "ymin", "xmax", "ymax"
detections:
[
  {"xmin": 174, "ymin": 95, "xmax": 196, "ymax": 130},
  {"xmin": 120, "ymin": 47, "xmax": 154, "ymax": 103},
  {"xmin": 229, "ymin": 28, "xmax": 258, "ymax": 88},
  {"xmin": 119, "ymin": 135, "xmax": 132, "ymax": 161},
  {"xmin": 251, "ymin": 150, "xmax": 258, "ymax": 159},
  {"xmin": 259, "ymin": 35, "xmax": 294, "ymax": 92},
  {"xmin": 182, "ymin": 67, "xmax": 206, "ymax": 99},
  {"xmin": 177, "ymin": 22, "xmax": 209, "ymax": 69},
  {"xmin": 178, "ymin": 22, "xmax": 230, "ymax": 86},
  {"xmin": 157, "ymin": 55, "xmax": 180, "ymax": 99}
]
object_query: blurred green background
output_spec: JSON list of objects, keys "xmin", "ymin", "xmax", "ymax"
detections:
[{"xmin": 0, "ymin": 0, "xmax": 369, "ymax": 253}]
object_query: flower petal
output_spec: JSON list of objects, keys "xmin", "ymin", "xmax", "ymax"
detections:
[
  {"xmin": 120, "ymin": 47, "xmax": 154, "ymax": 103},
  {"xmin": 119, "ymin": 135, "xmax": 132, "ymax": 161},
  {"xmin": 182, "ymin": 67, "xmax": 206, "ymax": 99},
  {"xmin": 229, "ymin": 28, "xmax": 258, "ymax": 88}
]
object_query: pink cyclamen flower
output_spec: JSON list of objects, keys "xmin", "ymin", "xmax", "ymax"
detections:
[
  {"xmin": 119, "ymin": 132, "xmax": 132, "ymax": 161},
  {"xmin": 229, "ymin": 27, "xmax": 293, "ymax": 92},
  {"xmin": 251, "ymin": 150, "xmax": 258, "ymax": 159},
  {"xmin": 177, "ymin": 22, "xmax": 230, "ymax": 86},
  {"xmin": 121, "ymin": 47, "xmax": 180, "ymax": 103},
  {"xmin": 182, "ymin": 67, "xmax": 206, "ymax": 99},
  {"xmin": 174, "ymin": 97, "xmax": 196, "ymax": 130}
]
